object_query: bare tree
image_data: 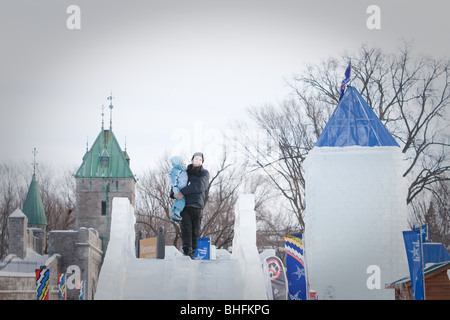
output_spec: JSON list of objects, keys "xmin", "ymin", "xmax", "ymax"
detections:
[
  {"xmin": 411, "ymin": 180, "xmax": 450, "ymax": 249},
  {"xmin": 40, "ymin": 165, "xmax": 76, "ymax": 232},
  {"xmin": 244, "ymin": 172, "xmax": 298, "ymax": 256},
  {"xmin": 135, "ymin": 152, "xmax": 246, "ymax": 251},
  {"xmin": 235, "ymin": 42, "xmax": 450, "ymax": 236},
  {"xmin": 0, "ymin": 161, "xmax": 76, "ymax": 257},
  {"xmin": 232, "ymin": 98, "xmax": 315, "ymax": 229},
  {"xmin": 135, "ymin": 156, "xmax": 181, "ymax": 246},
  {"xmin": 349, "ymin": 43, "xmax": 450, "ymax": 204},
  {"xmin": 200, "ymin": 156, "xmax": 241, "ymax": 249},
  {"xmin": 0, "ymin": 162, "xmax": 24, "ymax": 259}
]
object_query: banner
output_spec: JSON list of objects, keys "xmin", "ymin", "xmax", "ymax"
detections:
[
  {"xmin": 58, "ymin": 273, "xmax": 66, "ymax": 300},
  {"xmin": 195, "ymin": 237, "xmax": 210, "ymax": 260},
  {"xmin": 264, "ymin": 256, "xmax": 288, "ymax": 300},
  {"xmin": 139, "ymin": 237, "xmax": 157, "ymax": 259},
  {"xmin": 36, "ymin": 268, "xmax": 50, "ymax": 300},
  {"xmin": 284, "ymin": 234, "xmax": 309, "ymax": 300},
  {"xmin": 79, "ymin": 280, "xmax": 86, "ymax": 300},
  {"xmin": 403, "ymin": 230, "xmax": 425, "ymax": 300},
  {"xmin": 414, "ymin": 224, "xmax": 429, "ymax": 243}
]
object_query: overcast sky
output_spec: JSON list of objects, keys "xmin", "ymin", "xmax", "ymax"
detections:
[{"xmin": 1, "ymin": 0, "xmax": 449, "ymax": 175}]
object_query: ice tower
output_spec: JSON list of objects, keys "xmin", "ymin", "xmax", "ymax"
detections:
[{"xmin": 304, "ymin": 86, "xmax": 409, "ymax": 299}]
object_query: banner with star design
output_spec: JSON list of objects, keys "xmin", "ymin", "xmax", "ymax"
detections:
[
  {"xmin": 403, "ymin": 230, "xmax": 425, "ymax": 300},
  {"xmin": 284, "ymin": 234, "xmax": 309, "ymax": 300}
]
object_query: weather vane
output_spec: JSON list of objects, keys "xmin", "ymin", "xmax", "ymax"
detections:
[
  {"xmin": 32, "ymin": 147, "xmax": 38, "ymax": 175},
  {"xmin": 101, "ymin": 104, "xmax": 105, "ymax": 130},
  {"xmin": 107, "ymin": 92, "xmax": 114, "ymax": 130}
]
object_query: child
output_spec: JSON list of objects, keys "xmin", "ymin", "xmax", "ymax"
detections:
[{"xmin": 169, "ymin": 155, "xmax": 188, "ymax": 221}]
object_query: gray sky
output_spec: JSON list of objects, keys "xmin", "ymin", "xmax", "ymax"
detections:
[{"xmin": 1, "ymin": 0, "xmax": 449, "ymax": 175}]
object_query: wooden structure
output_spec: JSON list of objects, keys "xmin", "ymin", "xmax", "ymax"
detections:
[{"xmin": 386, "ymin": 261, "xmax": 450, "ymax": 300}]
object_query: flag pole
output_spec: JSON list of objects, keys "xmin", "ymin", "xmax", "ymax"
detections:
[
  {"xmin": 420, "ymin": 225, "xmax": 426, "ymax": 300},
  {"xmin": 348, "ymin": 59, "xmax": 352, "ymax": 87},
  {"xmin": 302, "ymin": 230, "xmax": 311, "ymax": 299}
]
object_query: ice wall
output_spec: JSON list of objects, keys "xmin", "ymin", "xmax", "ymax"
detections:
[
  {"xmin": 95, "ymin": 195, "xmax": 267, "ymax": 300},
  {"xmin": 95, "ymin": 198, "xmax": 136, "ymax": 299},
  {"xmin": 304, "ymin": 146, "xmax": 409, "ymax": 299},
  {"xmin": 231, "ymin": 194, "xmax": 267, "ymax": 299}
]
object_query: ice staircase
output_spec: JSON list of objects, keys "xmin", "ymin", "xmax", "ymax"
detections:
[{"xmin": 95, "ymin": 196, "xmax": 267, "ymax": 300}]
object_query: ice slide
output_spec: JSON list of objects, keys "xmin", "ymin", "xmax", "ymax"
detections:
[{"xmin": 95, "ymin": 196, "xmax": 267, "ymax": 300}]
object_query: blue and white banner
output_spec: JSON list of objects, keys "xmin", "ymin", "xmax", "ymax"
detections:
[
  {"xmin": 284, "ymin": 234, "xmax": 309, "ymax": 300},
  {"xmin": 403, "ymin": 230, "xmax": 425, "ymax": 300},
  {"xmin": 414, "ymin": 224, "xmax": 429, "ymax": 243},
  {"xmin": 195, "ymin": 237, "xmax": 210, "ymax": 260}
]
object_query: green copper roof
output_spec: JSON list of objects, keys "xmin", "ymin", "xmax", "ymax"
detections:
[
  {"xmin": 75, "ymin": 129, "xmax": 135, "ymax": 180},
  {"xmin": 22, "ymin": 174, "xmax": 48, "ymax": 226}
]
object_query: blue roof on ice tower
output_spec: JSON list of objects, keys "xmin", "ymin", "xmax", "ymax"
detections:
[{"xmin": 315, "ymin": 86, "xmax": 399, "ymax": 147}]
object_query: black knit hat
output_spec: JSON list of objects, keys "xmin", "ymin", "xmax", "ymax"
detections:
[{"xmin": 192, "ymin": 152, "xmax": 204, "ymax": 162}]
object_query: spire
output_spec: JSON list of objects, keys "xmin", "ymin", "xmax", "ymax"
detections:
[
  {"xmin": 75, "ymin": 93, "xmax": 134, "ymax": 180},
  {"xmin": 107, "ymin": 92, "xmax": 114, "ymax": 131},
  {"xmin": 101, "ymin": 104, "xmax": 105, "ymax": 131},
  {"xmin": 23, "ymin": 148, "xmax": 47, "ymax": 227},
  {"xmin": 31, "ymin": 147, "xmax": 38, "ymax": 175}
]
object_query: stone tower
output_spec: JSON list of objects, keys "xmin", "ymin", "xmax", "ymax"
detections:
[{"xmin": 74, "ymin": 98, "xmax": 136, "ymax": 254}]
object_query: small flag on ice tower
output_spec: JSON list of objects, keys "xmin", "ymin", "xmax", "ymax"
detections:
[{"xmin": 339, "ymin": 60, "xmax": 351, "ymax": 101}]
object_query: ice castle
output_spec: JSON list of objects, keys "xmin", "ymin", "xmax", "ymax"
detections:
[{"xmin": 304, "ymin": 86, "xmax": 409, "ymax": 299}]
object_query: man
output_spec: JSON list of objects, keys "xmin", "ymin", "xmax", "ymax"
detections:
[{"xmin": 173, "ymin": 152, "xmax": 209, "ymax": 258}]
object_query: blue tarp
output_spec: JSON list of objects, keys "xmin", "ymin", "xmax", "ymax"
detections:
[
  {"xmin": 423, "ymin": 243, "xmax": 450, "ymax": 264},
  {"xmin": 315, "ymin": 86, "xmax": 399, "ymax": 147}
]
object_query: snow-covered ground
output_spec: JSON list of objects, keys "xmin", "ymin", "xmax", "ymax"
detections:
[{"xmin": 95, "ymin": 196, "xmax": 268, "ymax": 300}]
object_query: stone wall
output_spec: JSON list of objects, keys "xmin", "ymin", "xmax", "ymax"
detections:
[
  {"xmin": 0, "ymin": 254, "xmax": 60, "ymax": 300},
  {"xmin": 75, "ymin": 178, "xmax": 135, "ymax": 249},
  {"xmin": 0, "ymin": 272, "xmax": 35, "ymax": 300},
  {"xmin": 48, "ymin": 227, "xmax": 103, "ymax": 300},
  {"xmin": 29, "ymin": 227, "xmax": 45, "ymax": 255}
]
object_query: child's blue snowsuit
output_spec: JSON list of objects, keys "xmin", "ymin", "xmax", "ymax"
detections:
[{"xmin": 169, "ymin": 156, "xmax": 188, "ymax": 221}]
